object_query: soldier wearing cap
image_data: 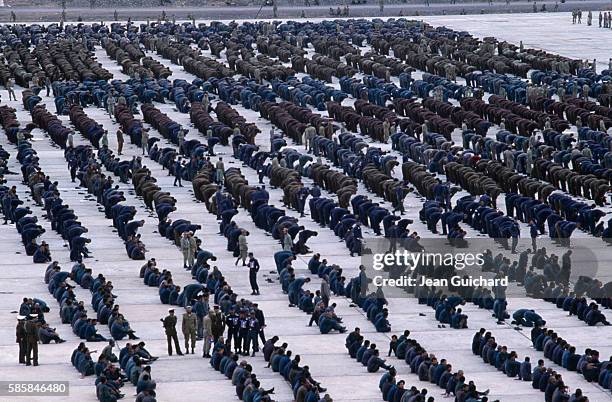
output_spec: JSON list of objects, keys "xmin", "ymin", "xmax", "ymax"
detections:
[
  {"xmin": 182, "ymin": 306, "xmax": 197, "ymax": 354},
  {"xmin": 211, "ymin": 305, "xmax": 225, "ymax": 343},
  {"xmin": 25, "ymin": 315, "xmax": 40, "ymax": 366},
  {"xmin": 161, "ymin": 308, "xmax": 183, "ymax": 356},
  {"xmin": 16, "ymin": 315, "xmax": 27, "ymax": 364}
]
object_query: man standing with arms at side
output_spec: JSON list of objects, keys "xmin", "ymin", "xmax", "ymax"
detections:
[
  {"xmin": 253, "ymin": 303, "xmax": 266, "ymax": 345},
  {"xmin": 178, "ymin": 128, "xmax": 185, "ymax": 152},
  {"xmin": 16, "ymin": 315, "xmax": 27, "ymax": 364},
  {"xmin": 161, "ymin": 308, "xmax": 183, "ymax": 356},
  {"xmin": 182, "ymin": 306, "xmax": 197, "ymax": 354},
  {"xmin": 174, "ymin": 157, "xmax": 183, "ymax": 187},
  {"xmin": 116, "ymin": 129, "xmax": 124, "ymax": 155},
  {"xmin": 141, "ymin": 128, "xmax": 149, "ymax": 155},
  {"xmin": 529, "ymin": 219, "xmax": 538, "ymax": 252},
  {"xmin": 6, "ymin": 78, "xmax": 17, "ymax": 101},
  {"xmin": 194, "ymin": 295, "xmax": 207, "ymax": 340},
  {"xmin": 282, "ymin": 227, "xmax": 293, "ymax": 252},
  {"xmin": 25, "ymin": 315, "xmax": 39, "ymax": 366},
  {"xmin": 188, "ymin": 231, "xmax": 197, "ymax": 269},
  {"xmin": 225, "ymin": 307, "xmax": 239, "ymax": 353},
  {"xmin": 248, "ymin": 252, "xmax": 260, "ymax": 295},
  {"xmin": 216, "ymin": 158, "xmax": 225, "ymax": 186},
  {"xmin": 202, "ymin": 310, "xmax": 213, "ymax": 358},
  {"xmin": 180, "ymin": 232, "xmax": 191, "ymax": 269}
]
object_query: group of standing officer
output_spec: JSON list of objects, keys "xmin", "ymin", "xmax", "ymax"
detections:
[{"xmin": 16, "ymin": 315, "xmax": 40, "ymax": 366}]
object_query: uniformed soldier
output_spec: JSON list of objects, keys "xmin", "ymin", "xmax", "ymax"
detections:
[
  {"xmin": 421, "ymin": 120, "xmax": 429, "ymax": 138},
  {"xmin": 202, "ymin": 93, "xmax": 209, "ymax": 112},
  {"xmin": 216, "ymin": 158, "xmax": 225, "ymax": 185},
  {"xmin": 282, "ymin": 228, "xmax": 293, "ymax": 252},
  {"xmin": 25, "ymin": 315, "xmax": 39, "ymax": 366},
  {"xmin": 225, "ymin": 308, "xmax": 239, "ymax": 353},
  {"xmin": 6, "ymin": 78, "xmax": 17, "ymax": 101},
  {"xmin": 16, "ymin": 316, "xmax": 27, "ymax": 364},
  {"xmin": 107, "ymin": 93, "xmax": 116, "ymax": 118},
  {"xmin": 247, "ymin": 312, "xmax": 261, "ymax": 357},
  {"xmin": 141, "ymin": 128, "xmax": 149, "ymax": 155},
  {"xmin": 236, "ymin": 230, "xmax": 248, "ymax": 267},
  {"xmin": 248, "ymin": 253, "xmax": 260, "ymax": 295},
  {"xmin": 383, "ymin": 120, "xmax": 391, "ymax": 143},
  {"xmin": 238, "ymin": 310, "xmax": 249, "ymax": 356},
  {"xmin": 116, "ymin": 129, "xmax": 124, "ymax": 155},
  {"xmin": 557, "ymin": 85, "xmax": 564, "ymax": 102},
  {"xmin": 182, "ymin": 307, "xmax": 197, "ymax": 354},
  {"xmin": 178, "ymin": 128, "xmax": 185, "ymax": 151},
  {"xmin": 180, "ymin": 232, "xmax": 192, "ymax": 269},
  {"xmin": 303, "ymin": 124, "xmax": 316, "ymax": 151},
  {"xmin": 161, "ymin": 309, "xmax": 183, "ymax": 356}
]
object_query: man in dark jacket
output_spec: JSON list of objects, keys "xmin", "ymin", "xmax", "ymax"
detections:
[
  {"xmin": 161, "ymin": 308, "xmax": 183, "ymax": 356},
  {"xmin": 210, "ymin": 305, "xmax": 225, "ymax": 342},
  {"xmin": 16, "ymin": 315, "xmax": 27, "ymax": 364},
  {"xmin": 248, "ymin": 253, "xmax": 260, "ymax": 295}
]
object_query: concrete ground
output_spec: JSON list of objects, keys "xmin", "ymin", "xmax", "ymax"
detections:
[{"xmin": 0, "ymin": 13, "xmax": 611, "ymax": 402}]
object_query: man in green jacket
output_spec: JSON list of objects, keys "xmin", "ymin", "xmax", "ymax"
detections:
[
  {"xmin": 182, "ymin": 306, "xmax": 197, "ymax": 354},
  {"xmin": 25, "ymin": 315, "xmax": 39, "ymax": 366}
]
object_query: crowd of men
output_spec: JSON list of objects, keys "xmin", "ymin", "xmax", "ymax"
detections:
[{"xmin": 1, "ymin": 14, "xmax": 611, "ymax": 402}]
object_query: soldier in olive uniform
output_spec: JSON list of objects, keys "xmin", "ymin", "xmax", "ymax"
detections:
[
  {"xmin": 182, "ymin": 306, "xmax": 197, "ymax": 354},
  {"xmin": 25, "ymin": 315, "xmax": 39, "ymax": 366}
]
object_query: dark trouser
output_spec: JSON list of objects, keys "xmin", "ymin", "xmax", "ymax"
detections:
[
  {"xmin": 166, "ymin": 332, "xmax": 181, "ymax": 355},
  {"xmin": 249, "ymin": 331, "xmax": 259, "ymax": 353},
  {"xmin": 197, "ymin": 316, "xmax": 203, "ymax": 338},
  {"xmin": 26, "ymin": 339, "xmax": 38, "ymax": 365},
  {"xmin": 531, "ymin": 237, "xmax": 537, "ymax": 251},
  {"xmin": 41, "ymin": 334, "xmax": 61, "ymax": 344},
  {"xmin": 117, "ymin": 141, "xmax": 123, "ymax": 155},
  {"xmin": 184, "ymin": 331, "xmax": 196, "ymax": 350},
  {"xmin": 249, "ymin": 273, "xmax": 259, "ymax": 293},
  {"xmin": 258, "ymin": 328, "xmax": 266, "ymax": 344},
  {"xmin": 226, "ymin": 329, "xmax": 238, "ymax": 351},
  {"xmin": 87, "ymin": 334, "xmax": 107, "ymax": 342},
  {"xmin": 19, "ymin": 340, "xmax": 26, "ymax": 363},
  {"xmin": 239, "ymin": 330, "xmax": 249, "ymax": 353},
  {"xmin": 174, "ymin": 175, "xmax": 182, "ymax": 186}
]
